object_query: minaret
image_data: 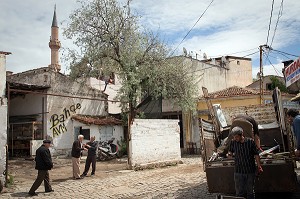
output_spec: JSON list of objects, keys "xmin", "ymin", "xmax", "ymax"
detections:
[{"xmin": 49, "ymin": 5, "xmax": 61, "ymax": 72}]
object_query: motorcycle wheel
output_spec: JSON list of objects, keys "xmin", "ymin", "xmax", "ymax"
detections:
[{"xmin": 97, "ymin": 152, "xmax": 106, "ymax": 161}]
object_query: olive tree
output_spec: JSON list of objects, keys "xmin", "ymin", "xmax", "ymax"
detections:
[{"xmin": 63, "ymin": 0, "xmax": 197, "ymax": 118}]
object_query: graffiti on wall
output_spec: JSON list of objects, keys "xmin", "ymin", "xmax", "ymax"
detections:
[{"xmin": 50, "ymin": 103, "xmax": 81, "ymax": 137}]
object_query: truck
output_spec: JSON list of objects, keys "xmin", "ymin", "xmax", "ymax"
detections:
[{"xmin": 199, "ymin": 87, "xmax": 299, "ymax": 194}]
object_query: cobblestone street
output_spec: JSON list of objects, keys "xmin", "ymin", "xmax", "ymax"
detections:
[
  {"xmin": 1, "ymin": 156, "xmax": 300, "ymax": 199},
  {"xmin": 1, "ymin": 156, "xmax": 218, "ymax": 199}
]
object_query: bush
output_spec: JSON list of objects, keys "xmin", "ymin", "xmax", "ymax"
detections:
[{"xmin": 117, "ymin": 137, "xmax": 127, "ymax": 157}]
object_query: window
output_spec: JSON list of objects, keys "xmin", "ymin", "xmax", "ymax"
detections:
[{"xmin": 81, "ymin": 129, "xmax": 90, "ymax": 140}]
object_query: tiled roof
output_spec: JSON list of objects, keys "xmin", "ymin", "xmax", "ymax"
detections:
[
  {"xmin": 205, "ymin": 86, "xmax": 260, "ymax": 99},
  {"xmin": 72, "ymin": 115, "xmax": 123, "ymax": 126},
  {"xmin": 202, "ymin": 86, "xmax": 295, "ymax": 99}
]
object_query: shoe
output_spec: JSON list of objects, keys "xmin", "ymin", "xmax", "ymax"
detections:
[
  {"xmin": 45, "ymin": 189, "xmax": 54, "ymax": 193},
  {"xmin": 28, "ymin": 192, "xmax": 38, "ymax": 196},
  {"xmin": 75, "ymin": 177, "xmax": 83, "ymax": 180},
  {"xmin": 91, "ymin": 173, "xmax": 95, "ymax": 177},
  {"xmin": 80, "ymin": 174, "xmax": 86, "ymax": 178}
]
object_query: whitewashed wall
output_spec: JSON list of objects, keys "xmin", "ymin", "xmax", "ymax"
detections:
[
  {"xmin": 49, "ymin": 120, "xmax": 124, "ymax": 156},
  {"xmin": 0, "ymin": 54, "xmax": 8, "ymax": 185},
  {"xmin": 129, "ymin": 119, "xmax": 181, "ymax": 168},
  {"xmin": 46, "ymin": 95, "xmax": 106, "ymax": 151},
  {"xmin": 88, "ymin": 77, "xmax": 122, "ymax": 114}
]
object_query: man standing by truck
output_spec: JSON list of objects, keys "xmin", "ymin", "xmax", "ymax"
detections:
[
  {"xmin": 287, "ymin": 109, "xmax": 300, "ymax": 157},
  {"xmin": 234, "ymin": 114, "xmax": 261, "ymax": 151},
  {"xmin": 228, "ymin": 127, "xmax": 263, "ymax": 199}
]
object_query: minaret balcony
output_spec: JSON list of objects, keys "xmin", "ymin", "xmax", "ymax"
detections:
[{"xmin": 49, "ymin": 40, "xmax": 61, "ymax": 48}]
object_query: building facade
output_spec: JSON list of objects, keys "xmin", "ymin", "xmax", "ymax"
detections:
[{"xmin": 6, "ymin": 8, "xmax": 124, "ymax": 156}]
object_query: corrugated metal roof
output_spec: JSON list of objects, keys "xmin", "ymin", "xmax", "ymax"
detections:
[{"xmin": 72, "ymin": 115, "xmax": 123, "ymax": 126}]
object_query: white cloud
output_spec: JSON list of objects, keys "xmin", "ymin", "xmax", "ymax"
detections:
[{"xmin": 1, "ymin": 0, "xmax": 299, "ymax": 78}]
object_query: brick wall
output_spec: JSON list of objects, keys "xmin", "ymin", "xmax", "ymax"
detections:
[
  {"xmin": 222, "ymin": 104, "xmax": 276, "ymax": 125},
  {"xmin": 129, "ymin": 119, "xmax": 181, "ymax": 169}
]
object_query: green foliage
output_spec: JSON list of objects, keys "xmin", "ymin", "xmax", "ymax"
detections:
[
  {"xmin": 117, "ymin": 136, "xmax": 127, "ymax": 157},
  {"xmin": 63, "ymin": 0, "xmax": 197, "ymax": 113},
  {"xmin": 6, "ymin": 174, "xmax": 14, "ymax": 188},
  {"xmin": 270, "ymin": 76, "xmax": 288, "ymax": 92}
]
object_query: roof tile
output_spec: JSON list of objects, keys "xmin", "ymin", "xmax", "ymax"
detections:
[{"xmin": 72, "ymin": 115, "xmax": 123, "ymax": 126}]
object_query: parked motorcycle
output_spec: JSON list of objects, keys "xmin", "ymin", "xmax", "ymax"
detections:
[{"xmin": 97, "ymin": 138, "xmax": 119, "ymax": 161}]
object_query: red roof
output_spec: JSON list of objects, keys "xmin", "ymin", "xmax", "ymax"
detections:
[
  {"xmin": 72, "ymin": 115, "xmax": 123, "ymax": 126},
  {"xmin": 202, "ymin": 86, "xmax": 294, "ymax": 99},
  {"xmin": 206, "ymin": 86, "xmax": 259, "ymax": 98}
]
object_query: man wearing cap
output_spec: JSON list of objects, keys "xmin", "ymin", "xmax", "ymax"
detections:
[
  {"xmin": 228, "ymin": 127, "xmax": 263, "ymax": 199},
  {"xmin": 28, "ymin": 140, "xmax": 54, "ymax": 196}
]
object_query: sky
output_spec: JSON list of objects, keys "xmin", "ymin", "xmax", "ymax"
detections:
[{"xmin": 1, "ymin": 0, "xmax": 300, "ymax": 78}]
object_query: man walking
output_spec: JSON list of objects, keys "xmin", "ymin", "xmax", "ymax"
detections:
[
  {"xmin": 287, "ymin": 109, "xmax": 300, "ymax": 157},
  {"xmin": 28, "ymin": 140, "xmax": 54, "ymax": 196},
  {"xmin": 81, "ymin": 136, "xmax": 98, "ymax": 177},
  {"xmin": 228, "ymin": 127, "xmax": 263, "ymax": 199},
  {"xmin": 71, "ymin": 134, "xmax": 86, "ymax": 179}
]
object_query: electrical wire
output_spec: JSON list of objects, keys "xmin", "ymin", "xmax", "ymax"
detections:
[
  {"xmin": 210, "ymin": 47, "xmax": 258, "ymax": 57},
  {"xmin": 188, "ymin": 50, "xmax": 259, "ymax": 74},
  {"xmin": 266, "ymin": 0, "xmax": 275, "ymax": 45},
  {"xmin": 272, "ymin": 49, "xmax": 299, "ymax": 58},
  {"xmin": 228, "ymin": 50, "xmax": 259, "ymax": 63},
  {"xmin": 271, "ymin": 49, "xmax": 291, "ymax": 59},
  {"xmin": 264, "ymin": 52, "xmax": 281, "ymax": 76},
  {"xmin": 270, "ymin": 0, "xmax": 284, "ymax": 48},
  {"xmin": 170, "ymin": 0, "xmax": 215, "ymax": 56}
]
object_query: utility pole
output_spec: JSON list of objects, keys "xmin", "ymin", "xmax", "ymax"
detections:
[
  {"xmin": 259, "ymin": 44, "xmax": 268, "ymax": 105},
  {"xmin": 259, "ymin": 45, "xmax": 263, "ymax": 105}
]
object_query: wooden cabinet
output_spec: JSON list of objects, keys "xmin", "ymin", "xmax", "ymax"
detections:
[{"xmin": 8, "ymin": 122, "xmax": 43, "ymax": 157}]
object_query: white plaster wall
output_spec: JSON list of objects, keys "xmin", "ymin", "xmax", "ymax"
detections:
[
  {"xmin": 130, "ymin": 119, "xmax": 181, "ymax": 167},
  {"xmin": 0, "ymin": 54, "xmax": 7, "ymax": 184},
  {"xmin": 71, "ymin": 120, "xmax": 124, "ymax": 154},
  {"xmin": 88, "ymin": 77, "xmax": 122, "ymax": 114},
  {"xmin": 46, "ymin": 95, "xmax": 106, "ymax": 150}
]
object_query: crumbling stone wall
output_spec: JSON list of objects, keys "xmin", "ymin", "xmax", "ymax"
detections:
[{"xmin": 222, "ymin": 104, "xmax": 277, "ymax": 125}]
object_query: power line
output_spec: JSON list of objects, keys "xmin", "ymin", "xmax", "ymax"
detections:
[
  {"xmin": 272, "ymin": 49, "xmax": 299, "ymax": 58},
  {"xmin": 228, "ymin": 50, "xmax": 259, "ymax": 63},
  {"xmin": 189, "ymin": 50, "xmax": 259, "ymax": 73},
  {"xmin": 264, "ymin": 52, "xmax": 281, "ymax": 76},
  {"xmin": 210, "ymin": 47, "xmax": 258, "ymax": 57},
  {"xmin": 270, "ymin": 0, "xmax": 284, "ymax": 48},
  {"xmin": 170, "ymin": 0, "xmax": 215, "ymax": 56},
  {"xmin": 271, "ymin": 49, "xmax": 291, "ymax": 59},
  {"xmin": 266, "ymin": 0, "xmax": 275, "ymax": 45}
]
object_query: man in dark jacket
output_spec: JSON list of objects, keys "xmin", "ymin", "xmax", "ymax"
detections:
[
  {"xmin": 28, "ymin": 140, "xmax": 54, "ymax": 196},
  {"xmin": 71, "ymin": 135, "xmax": 86, "ymax": 179},
  {"xmin": 81, "ymin": 136, "xmax": 98, "ymax": 177}
]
